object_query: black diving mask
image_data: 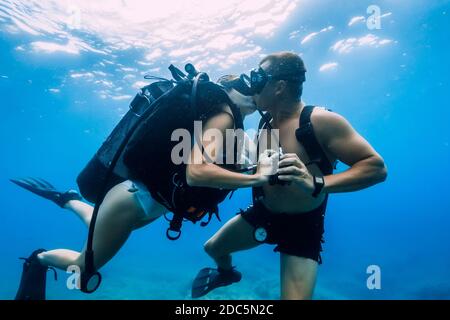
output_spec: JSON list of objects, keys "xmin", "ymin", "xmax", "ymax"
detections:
[
  {"xmin": 220, "ymin": 76, "xmax": 254, "ymax": 96},
  {"xmin": 239, "ymin": 67, "xmax": 306, "ymax": 96}
]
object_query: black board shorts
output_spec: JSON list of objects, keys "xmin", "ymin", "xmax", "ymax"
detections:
[{"xmin": 239, "ymin": 199, "xmax": 326, "ymax": 264}]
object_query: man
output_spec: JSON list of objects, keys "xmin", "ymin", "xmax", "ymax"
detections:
[{"xmin": 191, "ymin": 52, "xmax": 387, "ymax": 300}]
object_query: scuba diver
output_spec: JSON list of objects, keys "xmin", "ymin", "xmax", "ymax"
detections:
[
  {"xmin": 12, "ymin": 67, "xmax": 279, "ymax": 300},
  {"xmin": 191, "ymin": 52, "xmax": 388, "ymax": 300}
]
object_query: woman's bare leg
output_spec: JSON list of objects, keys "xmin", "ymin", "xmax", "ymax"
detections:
[
  {"xmin": 63, "ymin": 200, "xmax": 94, "ymax": 227},
  {"xmin": 37, "ymin": 183, "xmax": 163, "ymax": 271}
]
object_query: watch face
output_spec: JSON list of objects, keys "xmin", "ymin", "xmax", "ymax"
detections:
[
  {"xmin": 254, "ymin": 227, "xmax": 267, "ymax": 243},
  {"xmin": 316, "ymin": 176, "xmax": 324, "ymax": 184}
]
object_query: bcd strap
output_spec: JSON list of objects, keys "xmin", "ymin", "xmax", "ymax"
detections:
[
  {"xmin": 253, "ymin": 113, "xmax": 272, "ymax": 202},
  {"xmin": 165, "ymin": 80, "xmax": 242, "ymax": 240},
  {"xmin": 295, "ymin": 106, "xmax": 333, "ymax": 175},
  {"xmin": 252, "ymin": 105, "xmax": 334, "ymax": 202},
  {"xmin": 257, "ymin": 111, "xmax": 272, "ymax": 130}
]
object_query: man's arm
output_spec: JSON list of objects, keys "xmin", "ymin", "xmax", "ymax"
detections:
[
  {"xmin": 315, "ymin": 110, "xmax": 387, "ymax": 193},
  {"xmin": 186, "ymin": 105, "xmax": 268, "ymax": 189}
]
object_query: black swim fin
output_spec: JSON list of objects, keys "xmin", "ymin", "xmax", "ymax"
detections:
[
  {"xmin": 15, "ymin": 249, "xmax": 57, "ymax": 300},
  {"xmin": 10, "ymin": 177, "xmax": 82, "ymax": 208},
  {"xmin": 191, "ymin": 267, "xmax": 242, "ymax": 298}
]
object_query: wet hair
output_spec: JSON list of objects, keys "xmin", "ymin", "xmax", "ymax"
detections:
[{"xmin": 259, "ymin": 51, "xmax": 307, "ymax": 101}]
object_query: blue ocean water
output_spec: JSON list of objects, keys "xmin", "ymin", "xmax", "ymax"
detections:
[{"xmin": 0, "ymin": 0, "xmax": 449, "ymax": 300}]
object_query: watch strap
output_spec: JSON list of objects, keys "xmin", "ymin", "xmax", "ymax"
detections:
[{"xmin": 312, "ymin": 175, "xmax": 324, "ymax": 198}]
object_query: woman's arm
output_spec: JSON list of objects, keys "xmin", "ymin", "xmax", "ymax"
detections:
[{"xmin": 186, "ymin": 105, "xmax": 268, "ymax": 189}]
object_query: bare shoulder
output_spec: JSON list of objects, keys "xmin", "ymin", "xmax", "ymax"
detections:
[
  {"xmin": 311, "ymin": 107, "xmax": 347, "ymax": 126},
  {"xmin": 310, "ymin": 107, "xmax": 354, "ymax": 142},
  {"xmin": 203, "ymin": 103, "xmax": 234, "ymax": 131}
]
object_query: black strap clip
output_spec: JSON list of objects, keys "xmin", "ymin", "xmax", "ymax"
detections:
[
  {"xmin": 200, "ymin": 208, "xmax": 221, "ymax": 227},
  {"xmin": 166, "ymin": 213, "xmax": 183, "ymax": 240}
]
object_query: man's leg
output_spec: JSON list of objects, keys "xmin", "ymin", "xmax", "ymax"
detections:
[
  {"xmin": 191, "ymin": 215, "xmax": 261, "ymax": 298},
  {"xmin": 280, "ymin": 253, "xmax": 318, "ymax": 300},
  {"xmin": 204, "ymin": 215, "xmax": 260, "ymax": 270}
]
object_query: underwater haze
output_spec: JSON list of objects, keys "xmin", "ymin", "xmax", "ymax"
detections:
[{"xmin": 0, "ymin": 0, "xmax": 449, "ymax": 299}]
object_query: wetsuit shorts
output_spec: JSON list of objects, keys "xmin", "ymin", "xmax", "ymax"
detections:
[{"xmin": 239, "ymin": 199, "xmax": 326, "ymax": 264}]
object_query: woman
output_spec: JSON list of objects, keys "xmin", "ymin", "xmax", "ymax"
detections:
[{"xmin": 12, "ymin": 75, "xmax": 276, "ymax": 299}]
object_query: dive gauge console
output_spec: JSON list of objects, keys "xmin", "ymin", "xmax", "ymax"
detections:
[{"xmin": 253, "ymin": 226, "xmax": 268, "ymax": 243}]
